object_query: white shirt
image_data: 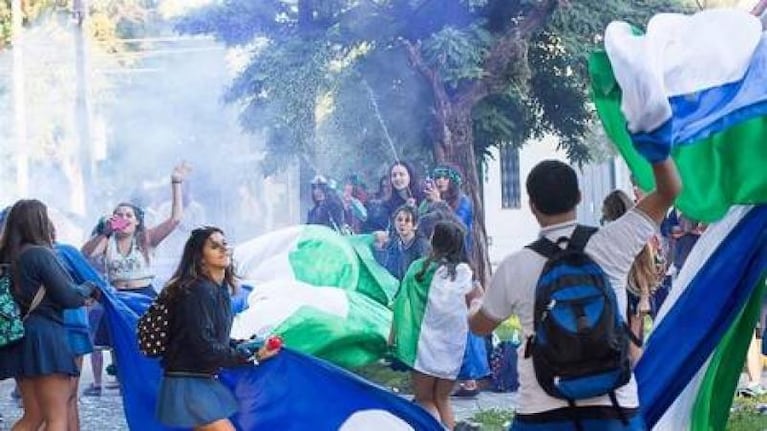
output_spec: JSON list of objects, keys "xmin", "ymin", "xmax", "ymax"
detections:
[{"xmin": 481, "ymin": 208, "xmax": 657, "ymax": 414}]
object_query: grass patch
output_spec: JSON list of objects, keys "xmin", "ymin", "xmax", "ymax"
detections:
[
  {"xmin": 462, "ymin": 397, "xmax": 767, "ymax": 431},
  {"xmin": 353, "ymin": 361, "xmax": 412, "ymax": 394},
  {"xmin": 467, "ymin": 408, "xmax": 515, "ymax": 431},
  {"xmin": 728, "ymin": 394, "xmax": 767, "ymax": 431}
]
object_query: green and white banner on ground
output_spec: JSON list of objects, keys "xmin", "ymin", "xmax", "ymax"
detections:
[
  {"xmin": 234, "ymin": 225, "xmax": 398, "ymax": 306},
  {"xmin": 232, "ymin": 225, "xmax": 398, "ymax": 369}
]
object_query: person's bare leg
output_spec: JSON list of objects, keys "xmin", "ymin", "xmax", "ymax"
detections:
[
  {"xmin": 90, "ymin": 350, "xmax": 103, "ymax": 389},
  {"xmin": 68, "ymin": 357, "xmax": 83, "ymax": 431},
  {"xmin": 434, "ymin": 378, "xmax": 456, "ymax": 430},
  {"xmin": 36, "ymin": 374, "xmax": 72, "ymax": 431},
  {"xmin": 411, "ymin": 371, "xmax": 438, "ymax": 419},
  {"xmin": 11, "ymin": 378, "xmax": 43, "ymax": 431},
  {"xmin": 746, "ymin": 335, "xmax": 763, "ymax": 385},
  {"xmin": 195, "ymin": 418, "xmax": 236, "ymax": 431}
]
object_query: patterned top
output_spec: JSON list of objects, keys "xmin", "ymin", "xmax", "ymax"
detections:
[{"xmin": 105, "ymin": 236, "xmax": 154, "ymax": 284}]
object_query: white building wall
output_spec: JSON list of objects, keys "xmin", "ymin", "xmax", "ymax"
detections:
[{"xmin": 483, "ymin": 137, "xmax": 632, "ymax": 265}]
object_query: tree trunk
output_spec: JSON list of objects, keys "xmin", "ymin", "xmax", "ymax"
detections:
[{"xmin": 434, "ymin": 104, "xmax": 492, "ymax": 287}]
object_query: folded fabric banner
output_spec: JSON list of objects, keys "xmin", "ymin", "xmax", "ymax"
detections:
[
  {"xmin": 590, "ymin": 9, "xmax": 767, "ymax": 222},
  {"xmin": 95, "ymin": 280, "xmax": 441, "ymax": 430},
  {"xmin": 220, "ymin": 350, "xmax": 443, "ymax": 431},
  {"xmin": 234, "ymin": 225, "xmax": 398, "ymax": 306},
  {"xmin": 230, "ymin": 281, "xmax": 391, "ymax": 369},
  {"xmin": 232, "ymin": 227, "xmax": 401, "ymax": 369},
  {"xmin": 635, "ymin": 205, "xmax": 767, "ymax": 430}
]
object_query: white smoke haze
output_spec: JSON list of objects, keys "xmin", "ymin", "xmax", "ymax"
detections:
[{"xmin": 0, "ymin": 5, "xmax": 301, "ymax": 248}]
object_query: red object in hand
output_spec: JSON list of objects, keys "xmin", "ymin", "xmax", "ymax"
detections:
[{"xmin": 266, "ymin": 335, "xmax": 283, "ymax": 350}]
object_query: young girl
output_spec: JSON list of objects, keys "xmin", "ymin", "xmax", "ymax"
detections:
[
  {"xmin": 376, "ymin": 205, "xmax": 430, "ymax": 281},
  {"xmin": 422, "ymin": 164, "xmax": 488, "ymax": 397},
  {"xmin": 391, "ymin": 221, "xmax": 480, "ymax": 429}
]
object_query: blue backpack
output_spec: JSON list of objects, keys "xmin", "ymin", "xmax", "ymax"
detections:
[{"xmin": 525, "ymin": 226, "xmax": 632, "ymax": 416}]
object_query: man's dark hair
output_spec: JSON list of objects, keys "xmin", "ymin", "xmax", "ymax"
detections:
[{"xmin": 526, "ymin": 160, "xmax": 579, "ymax": 216}]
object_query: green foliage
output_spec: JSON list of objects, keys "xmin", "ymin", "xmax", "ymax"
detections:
[
  {"xmin": 422, "ymin": 24, "xmax": 493, "ymax": 88},
  {"xmin": 230, "ymin": 36, "xmax": 331, "ymax": 175},
  {"xmin": 729, "ymin": 393, "xmax": 767, "ymax": 430},
  {"xmin": 176, "ymin": 0, "xmax": 692, "ymax": 179}
]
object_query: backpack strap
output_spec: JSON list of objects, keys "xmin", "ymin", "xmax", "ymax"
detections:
[
  {"xmin": 22, "ymin": 286, "xmax": 46, "ymax": 320},
  {"xmin": 608, "ymin": 391, "xmax": 629, "ymax": 425},
  {"xmin": 567, "ymin": 225, "xmax": 598, "ymax": 252},
  {"xmin": 527, "ymin": 225, "xmax": 598, "ymax": 258},
  {"xmin": 526, "ymin": 237, "xmax": 563, "ymax": 260},
  {"xmin": 567, "ymin": 399, "xmax": 584, "ymax": 431}
]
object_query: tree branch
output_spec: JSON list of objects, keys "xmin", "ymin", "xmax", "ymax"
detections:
[
  {"xmin": 460, "ymin": 0, "xmax": 561, "ymax": 109},
  {"xmin": 404, "ymin": 39, "xmax": 451, "ymax": 156}
]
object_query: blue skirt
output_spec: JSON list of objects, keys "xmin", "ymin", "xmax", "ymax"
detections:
[
  {"xmin": 0, "ymin": 314, "xmax": 80, "ymax": 379},
  {"xmin": 156, "ymin": 374, "xmax": 238, "ymax": 427},
  {"xmin": 457, "ymin": 333, "xmax": 490, "ymax": 380}
]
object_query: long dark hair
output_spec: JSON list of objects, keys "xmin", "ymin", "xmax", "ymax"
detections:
[
  {"xmin": 415, "ymin": 220, "xmax": 467, "ymax": 282},
  {"xmin": 385, "ymin": 161, "xmax": 423, "ymax": 207},
  {"xmin": 0, "ymin": 200, "xmax": 55, "ymax": 293},
  {"xmin": 163, "ymin": 226, "xmax": 237, "ymax": 300},
  {"xmin": 0, "ymin": 199, "xmax": 54, "ymax": 264},
  {"xmin": 113, "ymin": 202, "xmax": 150, "ymax": 263}
]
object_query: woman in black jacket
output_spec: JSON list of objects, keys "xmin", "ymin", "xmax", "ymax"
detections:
[{"xmin": 156, "ymin": 226, "xmax": 278, "ymax": 430}]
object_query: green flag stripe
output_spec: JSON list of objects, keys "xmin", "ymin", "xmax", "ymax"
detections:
[
  {"xmin": 393, "ymin": 259, "xmax": 436, "ymax": 368},
  {"xmin": 589, "ymin": 51, "xmax": 767, "ymax": 222},
  {"xmin": 289, "ymin": 226, "xmax": 359, "ymax": 289},
  {"xmin": 347, "ymin": 234, "xmax": 399, "ymax": 307},
  {"xmin": 691, "ymin": 276, "xmax": 767, "ymax": 431},
  {"xmin": 272, "ymin": 293, "xmax": 391, "ymax": 369}
]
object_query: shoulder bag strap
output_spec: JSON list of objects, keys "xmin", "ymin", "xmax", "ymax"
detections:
[{"xmin": 23, "ymin": 286, "xmax": 46, "ymax": 320}]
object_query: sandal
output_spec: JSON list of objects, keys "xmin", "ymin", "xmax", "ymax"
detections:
[
  {"xmin": 82, "ymin": 384, "xmax": 102, "ymax": 397},
  {"xmin": 451, "ymin": 386, "xmax": 479, "ymax": 398}
]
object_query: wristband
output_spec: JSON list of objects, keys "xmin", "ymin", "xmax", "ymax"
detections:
[{"xmin": 171, "ymin": 180, "xmax": 182, "ymax": 184}]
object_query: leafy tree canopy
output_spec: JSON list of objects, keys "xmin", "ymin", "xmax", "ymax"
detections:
[{"xmin": 177, "ymin": 0, "xmax": 690, "ymax": 181}]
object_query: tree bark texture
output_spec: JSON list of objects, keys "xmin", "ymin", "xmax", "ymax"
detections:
[
  {"xmin": 404, "ymin": 1, "xmax": 562, "ymax": 286},
  {"xmin": 441, "ymin": 109, "xmax": 493, "ymax": 288}
]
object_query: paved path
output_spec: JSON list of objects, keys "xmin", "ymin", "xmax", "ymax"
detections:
[
  {"xmin": 0, "ymin": 353, "xmax": 516, "ymax": 430},
  {"xmin": 1, "ymin": 365, "xmax": 763, "ymax": 430}
]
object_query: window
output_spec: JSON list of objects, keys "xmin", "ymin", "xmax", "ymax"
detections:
[{"xmin": 500, "ymin": 146, "xmax": 521, "ymax": 209}]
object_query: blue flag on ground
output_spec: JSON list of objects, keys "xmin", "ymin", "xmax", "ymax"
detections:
[{"xmin": 57, "ymin": 248, "xmax": 442, "ymax": 430}]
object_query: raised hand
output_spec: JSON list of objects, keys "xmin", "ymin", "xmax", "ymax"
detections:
[{"xmin": 171, "ymin": 161, "xmax": 192, "ymax": 183}]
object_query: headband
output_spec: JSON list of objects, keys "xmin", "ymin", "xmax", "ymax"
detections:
[{"xmin": 432, "ymin": 166, "xmax": 462, "ymax": 187}]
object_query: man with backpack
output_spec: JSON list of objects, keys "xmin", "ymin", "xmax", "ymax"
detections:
[{"xmin": 469, "ymin": 157, "xmax": 681, "ymax": 431}]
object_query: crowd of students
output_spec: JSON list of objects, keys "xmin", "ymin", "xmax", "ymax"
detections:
[
  {"xmin": 0, "ymin": 164, "xmax": 281, "ymax": 431},
  {"xmin": 1, "ymin": 151, "xmax": 762, "ymax": 431}
]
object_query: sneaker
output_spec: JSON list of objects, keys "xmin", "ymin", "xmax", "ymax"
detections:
[
  {"xmin": 737, "ymin": 383, "xmax": 767, "ymax": 397},
  {"xmin": 82, "ymin": 384, "xmax": 102, "ymax": 397}
]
